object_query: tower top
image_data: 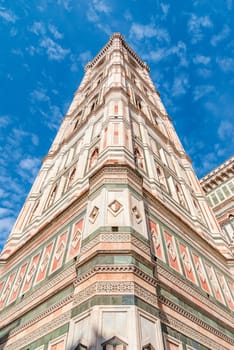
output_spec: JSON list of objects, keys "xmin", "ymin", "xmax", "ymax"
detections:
[{"xmin": 85, "ymin": 32, "xmax": 150, "ymax": 72}]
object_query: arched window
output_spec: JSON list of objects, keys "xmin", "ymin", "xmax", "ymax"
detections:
[
  {"xmin": 67, "ymin": 167, "xmax": 76, "ymax": 189},
  {"xmin": 89, "ymin": 148, "xmax": 99, "ymax": 168},
  {"xmin": 134, "ymin": 147, "xmax": 144, "ymax": 169},
  {"xmin": 102, "ymin": 336, "xmax": 127, "ymax": 350},
  {"xmin": 46, "ymin": 184, "xmax": 57, "ymax": 208},
  {"xmin": 28, "ymin": 200, "xmax": 40, "ymax": 224}
]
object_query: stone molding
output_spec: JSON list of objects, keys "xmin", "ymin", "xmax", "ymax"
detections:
[
  {"xmin": 159, "ymin": 295, "xmax": 234, "ymax": 346},
  {"xmin": 4, "ymin": 310, "xmax": 71, "ymax": 350},
  {"xmin": 0, "ymin": 264, "xmax": 75, "ymax": 328},
  {"xmin": 157, "ymin": 264, "xmax": 233, "ymax": 324},
  {"xmin": 11, "ymin": 294, "xmax": 73, "ymax": 336},
  {"xmin": 75, "ymin": 264, "xmax": 157, "ymax": 287},
  {"xmin": 81, "ymin": 232, "xmax": 150, "ymax": 256},
  {"xmin": 73, "ymin": 280, "xmax": 158, "ymax": 307},
  {"xmin": 160, "ymin": 311, "xmax": 231, "ymax": 350}
]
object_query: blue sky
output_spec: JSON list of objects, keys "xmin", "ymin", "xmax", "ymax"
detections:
[{"xmin": 0, "ymin": 0, "xmax": 233, "ymax": 250}]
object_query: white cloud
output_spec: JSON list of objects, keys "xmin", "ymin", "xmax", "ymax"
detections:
[
  {"xmin": 188, "ymin": 14, "xmax": 213, "ymax": 44},
  {"xmin": 93, "ymin": 0, "xmax": 111, "ymax": 14},
  {"xmin": 130, "ymin": 23, "xmax": 157, "ymax": 40},
  {"xmin": 30, "ymin": 21, "xmax": 46, "ymax": 36},
  {"xmin": 218, "ymin": 120, "xmax": 234, "ymax": 140},
  {"xmin": 86, "ymin": 0, "xmax": 112, "ymax": 34},
  {"xmin": 48, "ymin": 24, "xmax": 63, "ymax": 39},
  {"xmin": 0, "ymin": 7, "xmax": 17, "ymax": 23},
  {"xmin": 193, "ymin": 55, "xmax": 211, "ymax": 65},
  {"xmin": 30, "ymin": 87, "xmax": 50, "ymax": 102},
  {"xmin": 196, "ymin": 68, "xmax": 212, "ymax": 78},
  {"xmin": 142, "ymin": 41, "xmax": 187, "ymax": 67},
  {"xmin": 0, "ymin": 115, "xmax": 11, "ymax": 128},
  {"xmin": 57, "ymin": 0, "xmax": 72, "ymax": 11},
  {"xmin": 172, "ymin": 74, "xmax": 189, "ymax": 97},
  {"xmin": 193, "ymin": 85, "xmax": 215, "ymax": 101},
  {"xmin": 40, "ymin": 37, "xmax": 70, "ymax": 61},
  {"xmin": 161, "ymin": 3, "xmax": 170, "ymax": 17},
  {"xmin": 211, "ymin": 25, "xmax": 230, "ymax": 46},
  {"xmin": 216, "ymin": 57, "xmax": 234, "ymax": 72}
]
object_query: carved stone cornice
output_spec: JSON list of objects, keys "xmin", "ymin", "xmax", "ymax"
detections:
[
  {"xmin": 73, "ymin": 280, "xmax": 158, "ymax": 307},
  {"xmin": 81, "ymin": 232, "xmax": 150, "ymax": 257},
  {"xmin": 74, "ymin": 264, "xmax": 157, "ymax": 287}
]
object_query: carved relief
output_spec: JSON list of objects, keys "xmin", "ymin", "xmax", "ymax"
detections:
[
  {"xmin": 66, "ymin": 218, "xmax": 83, "ymax": 261},
  {"xmin": 108, "ymin": 200, "xmax": 123, "ymax": 216},
  {"xmin": 164, "ymin": 231, "xmax": 181, "ymax": 273},
  {"xmin": 132, "ymin": 205, "xmax": 142, "ymax": 223},
  {"xmin": 89, "ymin": 148, "xmax": 99, "ymax": 169},
  {"xmin": 149, "ymin": 219, "xmax": 164, "ymax": 261},
  {"xmin": 89, "ymin": 206, "xmax": 99, "ymax": 223},
  {"xmin": 50, "ymin": 231, "xmax": 68, "ymax": 274},
  {"xmin": 134, "ymin": 146, "xmax": 145, "ymax": 170}
]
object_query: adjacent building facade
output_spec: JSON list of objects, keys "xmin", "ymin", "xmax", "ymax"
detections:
[{"xmin": 0, "ymin": 33, "xmax": 233, "ymax": 350}]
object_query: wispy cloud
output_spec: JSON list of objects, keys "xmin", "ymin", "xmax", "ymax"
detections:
[
  {"xmin": 0, "ymin": 115, "xmax": 11, "ymax": 128},
  {"xmin": 86, "ymin": 0, "xmax": 112, "ymax": 34},
  {"xmin": 70, "ymin": 50, "xmax": 92, "ymax": 71},
  {"xmin": 142, "ymin": 41, "xmax": 188, "ymax": 67},
  {"xmin": 28, "ymin": 21, "xmax": 69, "ymax": 61},
  {"xmin": 188, "ymin": 14, "xmax": 213, "ymax": 44},
  {"xmin": 216, "ymin": 57, "xmax": 234, "ymax": 72},
  {"xmin": 193, "ymin": 85, "xmax": 215, "ymax": 101},
  {"xmin": 218, "ymin": 120, "xmax": 234, "ymax": 140},
  {"xmin": 0, "ymin": 6, "xmax": 17, "ymax": 23},
  {"xmin": 161, "ymin": 3, "xmax": 170, "ymax": 18},
  {"xmin": 172, "ymin": 74, "xmax": 190, "ymax": 97},
  {"xmin": 30, "ymin": 85, "xmax": 63, "ymax": 130},
  {"xmin": 193, "ymin": 55, "xmax": 211, "ymax": 65},
  {"xmin": 211, "ymin": 25, "xmax": 230, "ymax": 46},
  {"xmin": 40, "ymin": 37, "xmax": 70, "ymax": 61},
  {"xmin": 130, "ymin": 22, "xmax": 170, "ymax": 43},
  {"xmin": 48, "ymin": 24, "xmax": 63, "ymax": 39}
]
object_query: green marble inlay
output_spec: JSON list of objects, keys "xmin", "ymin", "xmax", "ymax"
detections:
[
  {"xmin": 77, "ymin": 254, "xmax": 153, "ymax": 277},
  {"xmin": 162, "ymin": 324, "xmax": 210, "ymax": 350},
  {"xmin": 71, "ymin": 295, "xmax": 159, "ymax": 319},
  {"xmin": 160, "ymin": 288, "xmax": 234, "ymax": 339},
  {"xmin": 20, "ymin": 323, "xmax": 69, "ymax": 350},
  {"xmin": 20, "ymin": 286, "xmax": 73, "ymax": 325}
]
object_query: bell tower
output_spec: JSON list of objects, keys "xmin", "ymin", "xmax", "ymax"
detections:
[{"xmin": 0, "ymin": 33, "xmax": 233, "ymax": 350}]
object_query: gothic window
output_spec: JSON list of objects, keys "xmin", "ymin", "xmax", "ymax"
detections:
[
  {"xmin": 135, "ymin": 95, "xmax": 142, "ymax": 110},
  {"xmin": 175, "ymin": 183, "xmax": 186, "ymax": 207},
  {"xmin": 142, "ymin": 344, "xmax": 155, "ymax": 350},
  {"xmin": 151, "ymin": 110, "xmax": 158, "ymax": 125},
  {"xmin": 90, "ymin": 95, "xmax": 98, "ymax": 112},
  {"xmin": 89, "ymin": 148, "xmax": 99, "ymax": 168},
  {"xmin": 74, "ymin": 111, "xmax": 82, "ymax": 130},
  {"xmin": 101, "ymin": 336, "xmax": 127, "ymax": 350},
  {"xmin": 114, "ymin": 103, "xmax": 118, "ymax": 114},
  {"xmin": 157, "ymin": 165, "xmax": 167, "ymax": 191},
  {"xmin": 75, "ymin": 344, "xmax": 88, "ymax": 350},
  {"xmin": 28, "ymin": 200, "xmax": 40, "ymax": 224},
  {"xmin": 134, "ymin": 147, "xmax": 144, "ymax": 169},
  {"xmin": 67, "ymin": 167, "xmax": 76, "ymax": 189},
  {"xmin": 46, "ymin": 184, "xmax": 57, "ymax": 208}
]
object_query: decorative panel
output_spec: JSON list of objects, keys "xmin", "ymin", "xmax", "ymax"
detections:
[
  {"xmin": 149, "ymin": 219, "xmax": 165, "ymax": 261},
  {"xmin": 50, "ymin": 231, "xmax": 68, "ymax": 274},
  {"xmin": 66, "ymin": 218, "xmax": 84, "ymax": 261},
  {"xmin": 21, "ymin": 252, "xmax": 41, "ymax": 294},
  {"xmin": 35, "ymin": 241, "xmax": 54, "ymax": 285}
]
